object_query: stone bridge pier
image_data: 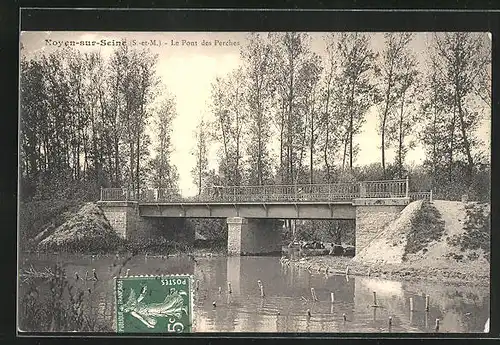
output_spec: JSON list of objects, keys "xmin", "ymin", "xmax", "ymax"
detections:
[{"xmin": 227, "ymin": 217, "xmax": 283, "ymax": 256}]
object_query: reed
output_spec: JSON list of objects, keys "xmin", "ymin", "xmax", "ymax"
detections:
[{"xmin": 19, "ymin": 265, "xmax": 56, "ymax": 282}]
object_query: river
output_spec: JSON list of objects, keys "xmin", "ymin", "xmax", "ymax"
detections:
[{"xmin": 18, "ymin": 253, "xmax": 489, "ymax": 333}]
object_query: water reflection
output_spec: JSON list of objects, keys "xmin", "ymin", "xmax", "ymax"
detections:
[{"xmin": 19, "ymin": 254, "xmax": 489, "ymax": 333}]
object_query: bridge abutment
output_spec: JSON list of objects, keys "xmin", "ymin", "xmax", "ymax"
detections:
[
  {"xmin": 353, "ymin": 198, "xmax": 410, "ymax": 254},
  {"xmin": 227, "ymin": 217, "xmax": 282, "ymax": 256},
  {"xmin": 98, "ymin": 201, "xmax": 138, "ymax": 239},
  {"xmin": 98, "ymin": 201, "xmax": 194, "ymax": 244}
]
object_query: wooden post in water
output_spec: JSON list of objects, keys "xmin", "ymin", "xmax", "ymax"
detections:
[
  {"xmin": 425, "ymin": 295, "xmax": 430, "ymax": 311},
  {"xmin": 435, "ymin": 318, "xmax": 440, "ymax": 332},
  {"xmin": 260, "ymin": 284, "xmax": 265, "ymax": 298},
  {"xmin": 388, "ymin": 316, "xmax": 392, "ymax": 331},
  {"xmin": 430, "ymin": 189, "xmax": 433, "ymax": 202},
  {"xmin": 227, "ymin": 282, "xmax": 232, "ymax": 294},
  {"xmin": 330, "ymin": 292, "xmax": 335, "ymax": 303},
  {"xmin": 311, "ymin": 288, "xmax": 318, "ymax": 302},
  {"xmin": 409, "ymin": 297, "xmax": 414, "ymax": 312},
  {"xmin": 373, "ymin": 291, "xmax": 377, "ymax": 306}
]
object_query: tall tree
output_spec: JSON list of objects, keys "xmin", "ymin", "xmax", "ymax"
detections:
[
  {"xmin": 191, "ymin": 116, "xmax": 210, "ymax": 194},
  {"xmin": 387, "ymin": 50, "xmax": 420, "ymax": 178},
  {"xmin": 335, "ymin": 33, "xmax": 378, "ymax": 170},
  {"xmin": 376, "ymin": 33, "xmax": 414, "ymax": 177},
  {"xmin": 271, "ymin": 32, "xmax": 315, "ymax": 184},
  {"xmin": 241, "ymin": 33, "xmax": 275, "ymax": 186},
  {"xmin": 431, "ymin": 32, "xmax": 490, "ymax": 184},
  {"xmin": 419, "ymin": 60, "xmax": 450, "ymax": 190},
  {"xmin": 297, "ymin": 53, "xmax": 323, "ymax": 184},
  {"xmin": 317, "ymin": 34, "xmax": 341, "ymax": 183},
  {"xmin": 149, "ymin": 94, "xmax": 178, "ymax": 191}
]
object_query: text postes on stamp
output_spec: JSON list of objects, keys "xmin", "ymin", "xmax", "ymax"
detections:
[{"xmin": 115, "ymin": 275, "xmax": 192, "ymax": 333}]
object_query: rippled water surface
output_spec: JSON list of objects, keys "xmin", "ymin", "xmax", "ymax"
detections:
[{"xmin": 19, "ymin": 253, "xmax": 489, "ymax": 333}]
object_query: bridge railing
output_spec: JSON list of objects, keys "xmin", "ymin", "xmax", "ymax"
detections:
[
  {"xmin": 360, "ymin": 179, "xmax": 408, "ymax": 198},
  {"xmin": 100, "ymin": 179, "xmax": 414, "ymax": 203},
  {"xmin": 409, "ymin": 191, "xmax": 433, "ymax": 202},
  {"xmin": 101, "ymin": 188, "xmax": 131, "ymax": 201}
]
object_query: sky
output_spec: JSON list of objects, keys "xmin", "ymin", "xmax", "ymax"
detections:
[{"xmin": 20, "ymin": 31, "xmax": 491, "ymax": 196}]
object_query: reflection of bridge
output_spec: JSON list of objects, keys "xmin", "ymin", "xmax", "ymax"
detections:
[{"xmin": 97, "ymin": 179, "xmax": 432, "ymax": 255}]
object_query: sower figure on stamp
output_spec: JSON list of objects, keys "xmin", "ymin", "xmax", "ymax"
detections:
[{"xmin": 120, "ymin": 286, "xmax": 188, "ymax": 329}]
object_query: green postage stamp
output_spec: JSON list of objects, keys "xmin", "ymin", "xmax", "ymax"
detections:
[{"xmin": 115, "ymin": 275, "xmax": 193, "ymax": 333}]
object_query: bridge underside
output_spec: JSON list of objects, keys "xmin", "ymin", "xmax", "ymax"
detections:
[{"xmin": 138, "ymin": 202, "xmax": 355, "ymax": 220}]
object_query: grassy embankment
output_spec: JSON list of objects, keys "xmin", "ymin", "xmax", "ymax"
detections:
[{"xmin": 289, "ymin": 200, "xmax": 490, "ymax": 285}]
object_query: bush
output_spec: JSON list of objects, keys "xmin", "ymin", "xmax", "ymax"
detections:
[
  {"xmin": 120, "ymin": 236, "xmax": 193, "ymax": 255},
  {"xmin": 19, "ymin": 199, "xmax": 83, "ymax": 252},
  {"xmin": 36, "ymin": 203, "xmax": 125, "ymax": 254},
  {"xmin": 446, "ymin": 202, "xmax": 490, "ymax": 261},
  {"xmin": 403, "ymin": 201, "xmax": 445, "ymax": 260}
]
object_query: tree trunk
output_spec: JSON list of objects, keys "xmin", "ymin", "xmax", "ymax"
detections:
[
  {"xmin": 348, "ymin": 80, "xmax": 356, "ymax": 170},
  {"xmin": 456, "ymin": 97, "xmax": 475, "ymax": 183},
  {"xmin": 288, "ymin": 54, "xmax": 294, "ymax": 184},
  {"xmin": 380, "ymin": 59, "xmax": 395, "ymax": 178},
  {"xmin": 397, "ymin": 90, "xmax": 406, "ymax": 179},
  {"xmin": 309, "ymin": 93, "xmax": 314, "ymax": 185},
  {"xmin": 448, "ymin": 101, "xmax": 456, "ymax": 183}
]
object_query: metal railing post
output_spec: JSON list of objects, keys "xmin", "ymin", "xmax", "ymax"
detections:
[
  {"xmin": 100, "ymin": 187, "xmax": 103, "ymax": 201},
  {"xmin": 405, "ymin": 176, "xmax": 409, "ymax": 198}
]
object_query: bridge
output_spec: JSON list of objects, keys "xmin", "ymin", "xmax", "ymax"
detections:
[{"xmin": 97, "ymin": 178, "xmax": 432, "ymax": 256}]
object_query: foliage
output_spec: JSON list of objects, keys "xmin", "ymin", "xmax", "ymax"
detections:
[
  {"xmin": 293, "ymin": 219, "xmax": 355, "ymax": 245},
  {"xmin": 403, "ymin": 201, "xmax": 445, "ymax": 260},
  {"xmin": 20, "ymin": 45, "xmax": 176, "ymax": 201},
  {"xmin": 19, "ymin": 264, "xmax": 112, "ymax": 332},
  {"xmin": 446, "ymin": 202, "xmax": 490, "ymax": 262},
  {"xmin": 420, "ymin": 33, "xmax": 490, "ymax": 188},
  {"xmin": 186, "ymin": 218, "xmax": 228, "ymax": 241}
]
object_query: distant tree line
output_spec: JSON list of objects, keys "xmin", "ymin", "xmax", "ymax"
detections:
[
  {"xmin": 20, "ymin": 32, "xmax": 491, "ymax": 204},
  {"xmin": 192, "ymin": 32, "xmax": 490, "ymax": 202},
  {"xmin": 20, "ymin": 45, "xmax": 178, "ymax": 201}
]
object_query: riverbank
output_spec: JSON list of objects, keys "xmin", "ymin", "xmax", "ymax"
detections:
[{"xmin": 286, "ymin": 255, "xmax": 489, "ymax": 286}]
